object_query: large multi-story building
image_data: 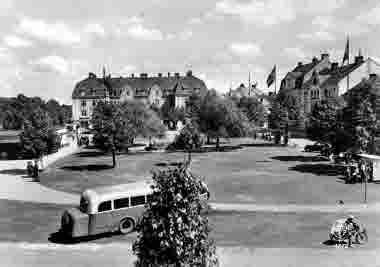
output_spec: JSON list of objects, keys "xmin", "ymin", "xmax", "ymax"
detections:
[
  {"xmin": 280, "ymin": 52, "xmax": 380, "ymax": 129},
  {"xmin": 72, "ymin": 70, "xmax": 207, "ymax": 127}
]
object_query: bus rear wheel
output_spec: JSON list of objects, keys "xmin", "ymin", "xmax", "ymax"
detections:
[{"xmin": 119, "ymin": 218, "xmax": 135, "ymax": 234}]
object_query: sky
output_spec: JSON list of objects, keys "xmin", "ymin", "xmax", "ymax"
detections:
[{"xmin": 0, "ymin": 0, "xmax": 380, "ymax": 104}]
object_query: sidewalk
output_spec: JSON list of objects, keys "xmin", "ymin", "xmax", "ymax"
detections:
[
  {"xmin": 0, "ymin": 142, "xmax": 79, "ymax": 205},
  {"xmin": 1, "ymin": 242, "xmax": 378, "ymax": 267}
]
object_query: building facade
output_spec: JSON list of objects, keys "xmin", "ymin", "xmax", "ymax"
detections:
[
  {"xmin": 72, "ymin": 70, "xmax": 207, "ymax": 127},
  {"xmin": 279, "ymin": 53, "xmax": 380, "ymax": 129}
]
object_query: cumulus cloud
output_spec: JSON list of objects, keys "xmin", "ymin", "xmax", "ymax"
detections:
[
  {"xmin": 297, "ymin": 31, "xmax": 336, "ymax": 41},
  {"xmin": 126, "ymin": 23, "xmax": 163, "ymax": 41},
  {"xmin": 118, "ymin": 65, "xmax": 137, "ymax": 75},
  {"xmin": 357, "ymin": 4, "xmax": 380, "ymax": 25},
  {"xmin": 284, "ymin": 47, "xmax": 308, "ymax": 60},
  {"xmin": 215, "ymin": 0, "xmax": 295, "ymax": 26},
  {"xmin": 310, "ymin": 15, "xmax": 369, "ymax": 36},
  {"xmin": 84, "ymin": 23, "xmax": 106, "ymax": 37},
  {"xmin": 17, "ymin": 17, "xmax": 81, "ymax": 45},
  {"xmin": 3, "ymin": 35, "xmax": 33, "ymax": 48},
  {"xmin": 214, "ymin": 0, "xmax": 346, "ymax": 26},
  {"xmin": 230, "ymin": 42, "xmax": 261, "ymax": 57},
  {"xmin": 188, "ymin": 17, "xmax": 202, "ymax": 25},
  {"xmin": 31, "ymin": 55, "xmax": 70, "ymax": 74}
]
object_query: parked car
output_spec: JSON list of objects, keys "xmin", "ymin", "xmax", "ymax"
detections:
[{"xmin": 304, "ymin": 142, "xmax": 330, "ymax": 153}]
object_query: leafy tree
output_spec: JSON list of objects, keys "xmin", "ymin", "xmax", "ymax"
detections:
[
  {"xmin": 195, "ymin": 92, "xmax": 251, "ymax": 150},
  {"xmin": 306, "ymin": 100, "xmax": 340, "ymax": 142},
  {"xmin": 91, "ymin": 101, "xmax": 165, "ymax": 167},
  {"xmin": 133, "ymin": 163, "xmax": 218, "ymax": 267},
  {"xmin": 235, "ymin": 96, "xmax": 266, "ymax": 127},
  {"xmin": 342, "ymin": 87, "xmax": 379, "ymax": 153},
  {"xmin": 19, "ymin": 107, "xmax": 59, "ymax": 160},
  {"xmin": 167, "ymin": 123, "xmax": 204, "ymax": 152}
]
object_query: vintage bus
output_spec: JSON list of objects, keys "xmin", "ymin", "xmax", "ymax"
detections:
[{"xmin": 60, "ymin": 180, "xmax": 209, "ymax": 238}]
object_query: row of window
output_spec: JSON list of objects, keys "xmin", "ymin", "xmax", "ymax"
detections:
[
  {"xmin": 98, "ymin": 194, "xmax": 154, "ymax": 212},
  {"xmin": 304, "ymin": 88, "xmax": 337, "ymax": 99}
]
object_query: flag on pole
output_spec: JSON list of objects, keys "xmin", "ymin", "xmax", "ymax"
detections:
[
  {"xmin": 342, "ymin": 36, "xmax": 349, "ymax": 65},
  {"xmin": 266, "ymin": 65, "xmax": 276, "ymax": 88}
]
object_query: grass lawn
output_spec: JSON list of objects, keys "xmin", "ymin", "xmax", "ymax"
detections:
[
  {"xmin": 40, "ymin": 138, "xmax": 380, "ymax": 205},
  {"xmin": 1, "ymin": 199, "xmax": 379, "ymax": 249}
]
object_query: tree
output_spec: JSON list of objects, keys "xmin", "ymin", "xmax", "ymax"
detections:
[
  {"xmin": 91, "ymin": 101, "xmax": 165, "ymax": 167},
  {"xmin": 195, "ymin": 92, "xmax": 251, "ymax": 150},
  {"xmin": 167, "ymin": 123, "xmax": 204, "ymax": 153},
  {"xmin": 235, "ymin": 96, "xmax": 266, "ymax": 127},
  {"xmin": 342, "ymin": 88, "xmax": 379, "ymax": 153},
  {"xmin": 133, "ymin": 163, "xmax": 218, "ymax": 267},
  {"xmin": 19, "ymin": 107, "xmax": 59, "ymax": 160}
]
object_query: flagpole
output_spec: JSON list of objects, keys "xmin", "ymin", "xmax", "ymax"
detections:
[{"xmin": 274, "ymin": 66, "xmax": 277, "ymax": 94}]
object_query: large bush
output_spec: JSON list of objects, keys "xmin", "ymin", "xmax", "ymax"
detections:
[
  {"xmin": 167, "ymin": 123, "xmax": 204, "ymax": 151},
  {"xmin": 133, "ymin": 163, "xmax": 218, "ymax": 267}
]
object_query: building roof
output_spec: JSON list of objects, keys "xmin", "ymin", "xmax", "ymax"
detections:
[
  {"xmin": 72, "ymin": 72, "xmax": 207, "ymax": 99},
  {"xmin": 320, "ymin": 61, "xmax": 364, "ymax": 87}
]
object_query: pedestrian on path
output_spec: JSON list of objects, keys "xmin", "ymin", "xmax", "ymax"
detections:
[{"xmin": 33, "ymin": 159, "xmax": 39, "ymax": 181}]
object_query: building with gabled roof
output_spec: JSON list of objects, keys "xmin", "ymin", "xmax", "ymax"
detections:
[
  {"xmin": 279, "ymin": 52, "xmax": 380, "ymax": 131},
  {"xmin": 72, "ymin": 70, "xmax": 207, "ymax": 127}
]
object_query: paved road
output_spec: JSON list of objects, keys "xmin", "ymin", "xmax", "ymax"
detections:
[{"xmin": 1, "ymin": 242, "xmax": 378, "ymax": 267}]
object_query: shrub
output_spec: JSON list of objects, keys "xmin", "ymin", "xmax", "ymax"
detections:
[{"xmin": 167, "ymin": 123, "xmax": 204, "ymax": 151}]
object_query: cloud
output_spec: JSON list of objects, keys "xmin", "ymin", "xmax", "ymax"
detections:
[
  {"xmin": 214, "ymin": 0, "xmax": 346, "ymax": 26},
  {"xmin": 118, "ymin": 65, "xmax": 136, "ymax": 75},
  {"xmin": 215, "ymin": 0, "xmax": 295, "ymax": 26},
  {"xmin": 230, "ymin": 42, "xmax": 261, "ymax": 57},
  {"xmin": 17, "ymin": 17, "xmax": 81, "ymax": 45},
  {"xmin": 167, "ymin": 30, "xmax": 193, "ymax": 41},
  {"xmin": 126, "ymin": 23, "xmax": 163, "ymax": 40},
  {"xmin": 297, "ymin": 31, "xmax": 335, "ymax": 41},
  {"xmin": 357, "ymin": 4, "xmax": 380, "ymax": 25},
  {"xmin": 297, "ymin": 0, "xmax": 345, "ymax": 15},
  {"xmin": 188, "ymin": 17, "xmax": 202, "ymax": 25},
  {"xmin": 3, "ymin": 35, "xmax": 33, "ymax": 48},
  {"xmin": 84, "ymin": 23, "xmax": 106, "ymax": 37},
  {"xmin": 284, "ymin": 47, "xmax": 308, "ymax": 60},
  {"xmin": 311, "ymin": 15, "xmax": 369, "ymax": 36},
  {"xmin": 31, "ymin": 55, "xmax": 70, "ymax": 74}
]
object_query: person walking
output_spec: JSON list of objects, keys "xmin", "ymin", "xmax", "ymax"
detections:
[{"xmin": 33, "ymin": 159, "xmax": 39, "ymax": 181}]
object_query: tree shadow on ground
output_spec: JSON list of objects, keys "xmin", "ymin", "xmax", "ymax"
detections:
[
  {"xmin": 239, "ymin": 143, "xmax": 281, "ymax": 148},
  {"xmin": 322, "ymin": 239, "xmax": 348, "ymax": 247},
  {"xmin": 289, "ymin": 164, "xmax": 345, "ymax": 176},
  {"xmin": 166, "ymin": 145, "xmax": 243, "ymax": 154},
  {"xmin": 0, "ymin": 169, "xmax": 26, "ymax": 176},
  {"xmin": 272, "ymin": 155, "xmax": 328, "ymax": 162},
  {"xmin": 75, "ymin": 151, "xmax": 107, "ymax": 158},
  {"xmin": 60, "ymin": 164, "xmax": 114, "ymax": 171},
  {"xmin": 155, "ymin": 162, "xmax": 183, "ymax": 167},
  {"xmin": 49, "ymin": 231, "xmax": 119, "ymax": 244}
]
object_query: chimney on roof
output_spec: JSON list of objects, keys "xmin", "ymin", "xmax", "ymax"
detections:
[
  {"xmin": 312, "ymin": 57, "xmax": 318, "ymax": 63},
  {"xmin": 331, "ymin": 62, "xmax": 339, "ymax": 71},
  {"xmin": 131, "ymin": 73, "xmax": 134, "ymax": 78},
  {"xmin": 321, "ymin": 53, "xmax": 329, "ymax": 61},
  {"xmin": 297, "ymin": 62, "xmax": 303, "ymax": 67},
  {"xmin": 175, "ymin": 72, "xmax": 180, "ymax": 78},
  {"xmin": 140, "ymin": 73, "xmax": 148, "ymax": 78},
  {"xmin": 158, "ymin": 73, "xmax": 162, "ymax": 77},
  {"xmin": 167, "ymin": 72, "xmax": 170, "ymax": 77},
  {"xmin": 355, "ymin": 55, "xmax": 364, "ymax": 64},
  {"xmin": 186, "ymin": 70, "xmax": 193, "ymax": 77}
]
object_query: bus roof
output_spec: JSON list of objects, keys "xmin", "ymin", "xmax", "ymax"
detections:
[{"xmin": 83, "ymin": 180, "xmax": 154, "ymax": 201}]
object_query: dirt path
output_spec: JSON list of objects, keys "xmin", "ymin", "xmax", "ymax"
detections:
[
  {"xmin": 0, "ymin": 143, "xmax": 79, "ymax": 205},
  {"xmin": 210, "ymin": 202, "xmax": 380, "ymax": 213},
  {"xmin": 1, "ymin": 242, "xmax": 378, "ymax": 267}
]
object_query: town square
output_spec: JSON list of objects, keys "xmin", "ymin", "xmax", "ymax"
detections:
[{"xmin": 1, "ymin": 0, "xmax": 380, "ymax": 266}]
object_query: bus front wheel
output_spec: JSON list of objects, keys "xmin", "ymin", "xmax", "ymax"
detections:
[{"xmin": 119, "ymin": 218, "xmax": 135, "ymax": 234}]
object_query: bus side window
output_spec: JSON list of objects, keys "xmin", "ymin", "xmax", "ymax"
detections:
[
  {"xmin": 98, "ymin": 200, "xmax": 112, "ymax": 212},
  {"xmin": 114, "ymin": 197, "xmax": 130, "ymax": 209},
  {"xmin": 131, "ymin": 195, "xmax": 146, "ymax": 206}
]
